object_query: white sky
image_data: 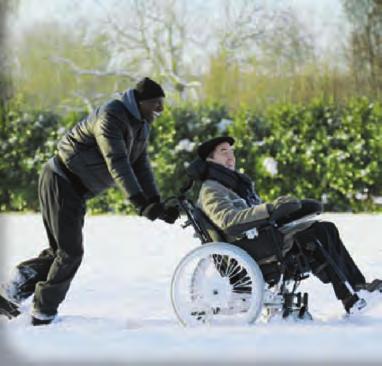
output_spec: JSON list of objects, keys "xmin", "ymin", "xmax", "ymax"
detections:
[
  {"xmin": 12, "ymin": 0, "xmax": 345, "ymax": 32},
  {"xmin": 8, "ymin": 0, "xmax": 347, "ymax": 59}
]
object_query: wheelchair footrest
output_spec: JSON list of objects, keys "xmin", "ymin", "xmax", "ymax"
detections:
[{"xmin": 282, "ymin": 292, "xmax": 310, "ymax": 319}]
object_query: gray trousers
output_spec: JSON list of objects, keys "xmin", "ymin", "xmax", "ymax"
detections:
[{"xmin": 15, "ymin": 162, "xmax": 86, "ymax": 316}]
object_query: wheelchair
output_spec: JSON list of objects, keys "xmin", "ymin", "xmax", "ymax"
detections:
[{"xmin": 170, "ymin": 181, "xmax": 341, "ymax": 326}]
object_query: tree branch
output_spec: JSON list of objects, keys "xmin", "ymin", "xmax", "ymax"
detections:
[{"xmin": 50, "ymin": 56, "xmax": 136, "ymax": 80}]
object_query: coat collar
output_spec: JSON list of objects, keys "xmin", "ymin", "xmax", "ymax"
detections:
[{"xmin": 121, "ymin": 89, "xmax": 143, "ymax": 121}]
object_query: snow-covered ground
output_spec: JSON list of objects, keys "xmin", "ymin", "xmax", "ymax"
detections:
[{"xmin": 0, "ymin": 213, "xmax": 382, "ymax": 364}]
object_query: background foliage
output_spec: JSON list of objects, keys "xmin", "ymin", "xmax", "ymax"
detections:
[
  {"xmin": 1, "ymin": 97, "xmax": 381, "ymax": 213},
  {"xmin": 1, "ymin": 0, "xmax": 381, "ymax": 213}
]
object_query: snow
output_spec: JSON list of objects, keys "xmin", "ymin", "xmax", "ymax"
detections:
[
  {"xmin": 263, "ymin": 157, "xmax": 278, "ymax": 176},
  {"xmin": 1, "ymin": 213, "xmax": 382, "ymax": 364},
  {"xmin": 175, "ymin": 139, "xmax": 196, "ymax": 153}
]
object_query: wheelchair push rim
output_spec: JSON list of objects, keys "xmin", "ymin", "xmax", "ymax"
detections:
[{"xmin": 171, "ymin": 242, "xmax": 265, "ymax": 326}]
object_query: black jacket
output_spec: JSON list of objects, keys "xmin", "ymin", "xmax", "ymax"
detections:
[{"xmin": 57, "ymin": 89, "xmax": 159, "ymax": 201}]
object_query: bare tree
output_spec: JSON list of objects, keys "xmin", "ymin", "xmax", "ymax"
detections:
[
  {"xmin": 209, "ymin": 0, "xmax": 315, "ymax": 76},
  {"xmin": 212, "ymin": 0, "xmax": 269, "ymax": 65},
  {"xmin": 0, "ymin": 0, "xmax": 17, "ymax": 112},
  {"xmin": 52, "ymin": 0, "xmax": 204, "ymax": 103},
  {"xmin": 342, "ymin": 0, "xmax": 382, "ymax": 96},
  {"xmin": 10, "ymin": 0, "xmax": 331, "ymax": 109},
  {"xmin": 258, "ymin": 7, "xmax": 316, "ymax": 77}
]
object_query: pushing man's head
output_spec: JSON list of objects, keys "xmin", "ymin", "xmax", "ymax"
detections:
[
  {"xmin": 197, "ymin": 136, "xmax": 236, "ymax": 170},
  {"xmin": 134, "ymin": 77, "xmax": 165, "ymax": 123}
]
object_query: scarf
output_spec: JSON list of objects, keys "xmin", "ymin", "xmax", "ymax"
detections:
[{"xmin": 205, "ymin": 161, "xmax": 262, "ymax": 206}]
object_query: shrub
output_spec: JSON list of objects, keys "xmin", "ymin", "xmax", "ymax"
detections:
[{"xmin": 1, "ymin": 96, "xmax": 381, "ymax": 213}]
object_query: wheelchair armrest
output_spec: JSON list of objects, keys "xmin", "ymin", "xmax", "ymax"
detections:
[
  {"xmin": 278, "ymin": 215, "xmax": 318, "ymax": 234},
  {"xmin": 274, "ymin": 199, "xmax": 322, "ymax": 226},
  {"xmin": 225, "ymin": 218, "xmax": 271, "ymax": 238}
]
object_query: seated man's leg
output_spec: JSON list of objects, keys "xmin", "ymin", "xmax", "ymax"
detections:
[
  {"xmin": 295, "ymin": 221, "xmax": 366, "ymax": 306},
  {"xmin": 315, "ymin": 221, "xmax": 365, "ymax": 288}
]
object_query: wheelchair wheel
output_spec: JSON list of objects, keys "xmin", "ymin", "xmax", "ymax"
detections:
[{"xmin": 171, "ymin": 242, "xmax": 265, "ymax": 326}]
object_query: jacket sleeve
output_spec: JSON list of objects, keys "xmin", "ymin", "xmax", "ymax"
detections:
[
  {"xmin": 132, "ymin": 149, "xmax": 160, "ymax": 200},
  {"xmin": 199, "ymin": 182, "xmax": 271, "ymax": 237},
  {"xmin": 93, "ymin": 109, "xmax": 144, "ymax": 199}
]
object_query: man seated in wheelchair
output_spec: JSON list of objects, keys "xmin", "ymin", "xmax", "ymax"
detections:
[{"xmin": 187, "ymin": 136, "xmax": 381, "ymax": 316}]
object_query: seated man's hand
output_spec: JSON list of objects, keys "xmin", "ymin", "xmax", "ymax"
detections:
[
  {"xmin": 268, "ymin": 195, "xmax": 302, "ymax": 222},
  {"xmin": 159, "ymin": 204, "xmax": 180, "ymax": 224}
]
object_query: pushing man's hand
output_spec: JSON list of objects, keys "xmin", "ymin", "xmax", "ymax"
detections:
[
  {"xmin": 159, "ymin": 205, "xmax": 180, "ymax": 224},
  {"xmin": 130, "ymin": 193, "xmax": 164, "ymax": 221},
  {"xmin": 129, "ymin": 192, "xmax": 148, "ymax": 211},
  {"xmin": 141, "ymin": 201, "xmax": 165, "ymax": 221},
  {"xmin": 130, "ymin": 193, "xmax": 180, "ymax": 223}
]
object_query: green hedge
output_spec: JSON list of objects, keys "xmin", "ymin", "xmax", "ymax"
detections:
[
  {"xmin": 0, "ymin": 96, "xmax": 86, "ymax": 211},
  {"xmin": 1, "ymin": 97, "xmax": 381, "ymax": 213}
]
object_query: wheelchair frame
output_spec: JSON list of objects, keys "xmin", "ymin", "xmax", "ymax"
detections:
[
  {"xmin": 170, "ymin": 180, "xmax": 356, "ymax": 324},
  {"xmin": 171, "ymin": 183, "xmax": 311, "ymax": 321}
]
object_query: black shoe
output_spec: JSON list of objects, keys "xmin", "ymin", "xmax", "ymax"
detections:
[
  {"xmin": 31, "ymin": 316, "xmax": 54, "ymax": 326},
  {"xmin": 0, "ymin": 294, "xmax": 21, "ymax": 319}
]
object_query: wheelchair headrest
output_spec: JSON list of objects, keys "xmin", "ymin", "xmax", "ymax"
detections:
[{"xmin": 185, "ymin": 158, "xmax": 208, "ymax": 181}]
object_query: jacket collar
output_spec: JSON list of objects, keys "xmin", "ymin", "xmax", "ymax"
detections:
[
  {"xmin": 121, "ymin": 89, "xmax": 143, "ymax": 121},
  {"xmin": 205, "ymin": 161, "xmax": 262, "ymax": 206}
]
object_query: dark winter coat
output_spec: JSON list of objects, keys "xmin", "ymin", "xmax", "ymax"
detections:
[
  {"xmin": 196, "ymin": 161, "xmax": 314, "ymax": 248},
  {"xmin": 56, "ymin": 89, "xmax": 159, "ymax": 200},
  {"xmin": 196, "ymin": 162, "xmax": 271, "ymax": 241}
]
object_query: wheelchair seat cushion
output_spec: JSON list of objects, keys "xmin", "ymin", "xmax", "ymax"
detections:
[
  {"xmin": 233, "ymin": 227, "xmax": 286, "ymax": 285},
  {"xmin": 234, "ymin": 226, "xmax": 285, "ymax": 265}
]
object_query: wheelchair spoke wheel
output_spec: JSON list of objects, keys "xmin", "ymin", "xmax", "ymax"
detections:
[{"xmin": 171, "ymin": 243, "xmax": 265, "ymax": 326}]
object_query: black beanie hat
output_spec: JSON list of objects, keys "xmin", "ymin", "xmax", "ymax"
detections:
[
  {"xmin": 134, "ymin": 77, "xmax": 165, "ymax": 101},
  {"xmin": 197, "ymin": 136, "xmax": 235, "ymax": 160}
]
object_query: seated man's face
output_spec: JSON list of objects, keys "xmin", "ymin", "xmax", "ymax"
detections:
[{"xmin": 208, "ymin": 142, "xmax": 236, "ymax": 170}]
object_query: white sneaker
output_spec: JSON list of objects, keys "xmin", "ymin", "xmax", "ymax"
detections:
[
  {"xmin": 343, "ymin": 293, "xmax": 367, "ymax": 316},
  {"xmin": 346, "ymin": 297, "xmax": 367, "ymax": 315},
  {"xmin": 356, "ymin": 289, "xmax": 382, "ymax": 311}
]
